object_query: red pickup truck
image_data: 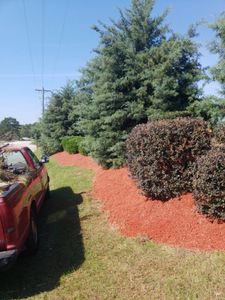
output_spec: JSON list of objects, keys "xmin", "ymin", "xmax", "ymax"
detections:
[{"xmin": 0, "ymin": 145, "xmax": 49, "ymax": 270}]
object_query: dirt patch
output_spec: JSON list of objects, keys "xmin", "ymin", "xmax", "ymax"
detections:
[{"xmin": 53, "ymin": 152, "xmax": 225, "ymax": 251}]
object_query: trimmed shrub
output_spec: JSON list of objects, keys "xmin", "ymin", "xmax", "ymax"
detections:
[
  {"xmin": 78, "ymin": 139, "xmax": 89, "ymax": 156},
  {"xmin": 126, "ymin": 118, "xmax": 211, "ymax": 200},
  {"xmin": 193, "ymin": 150, "xmax": 225, "ymax": 220},
  {"xmin": 213, "ymin": 123, "xmax": 225, "ymax": 144},
  {"xmin": 61, "ymin": 136, "xmax": 83, "ymax": 154}
]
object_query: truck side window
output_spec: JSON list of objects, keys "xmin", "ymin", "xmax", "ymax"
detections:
[
  {"xmin": 2, "ymin": 151, "xmax": 28, "ymax": 169},
  {"xmin": 25, "ymin": 148, "xmax": 40, "ymax": 169}
]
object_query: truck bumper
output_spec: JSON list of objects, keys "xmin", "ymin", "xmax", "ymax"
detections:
[{"xmin": 0, "ymin": 249, "xmax": 18, "ymax": 271}]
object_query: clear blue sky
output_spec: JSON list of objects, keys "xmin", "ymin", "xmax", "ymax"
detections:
[{"xmin": 0, "ymin": 0, "xmax": 224, "ymax": 124}]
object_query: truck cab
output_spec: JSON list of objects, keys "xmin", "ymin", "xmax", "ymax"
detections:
[{"xmin": 0, "ymin": 146, "xmax": 49, "ymax": 270}]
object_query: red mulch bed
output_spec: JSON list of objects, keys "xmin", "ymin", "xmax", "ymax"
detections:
[{"xmin": 52, "ymin": 152, "xmax": 225, "ymax": 251}]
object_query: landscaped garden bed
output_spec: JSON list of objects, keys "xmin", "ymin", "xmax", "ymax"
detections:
[{"xmin": 53, "ymin": 151, "xmax": 225, "ymax": 251}]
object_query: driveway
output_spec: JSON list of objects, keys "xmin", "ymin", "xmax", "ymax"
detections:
[{"xmin": 0, "ymin": 140, "xmax": 37, "ymax": 152}]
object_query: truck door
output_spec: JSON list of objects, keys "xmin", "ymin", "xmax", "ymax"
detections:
[
  {"xmin": 1, "ymin": 150, "xmax": 33, "ymax": 245},
  {"xmin": 24, "ymin": 148, "xmax": 47, "ymax": 209}
]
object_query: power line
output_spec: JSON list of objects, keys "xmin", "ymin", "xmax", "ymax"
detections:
[
  {"xmin": 38, "ymin": 1, "xmax": 53, "ymax": 118},
  {"xmin": 22, "ymin": 0, "xmax": 36, "ymax": 87},
  {"xmin": 22, "ymin": 0, "xmax": 52, "ymax": 118},
  {"xmin": 52, "ymin": 0, "xmax": 70, "ymax": 78},
  {"xmin": 41, "ymin": 0, "xmax": 45, "ymax": 87}
]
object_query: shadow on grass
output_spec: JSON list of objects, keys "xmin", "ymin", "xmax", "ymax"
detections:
[{"xmin": 0, "ymin": 186, "xmax": 85, "ymax": 299}]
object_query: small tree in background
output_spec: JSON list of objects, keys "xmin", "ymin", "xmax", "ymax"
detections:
[
  {"xmin": 0, "ymin": 117, "xmax": 20, "ymax": 141},
  {"xmin": 210, "ymin": 11, "xmax": 225, "ymax": 95},
  {"xmin": 74, "ymin": 0, "xmax": 204, "ymax": 168},
  {"xmin": 20, "ymin": 123, "xmax": 35, "ymax": 138},
  {"xmin": 187, "ymin": 13, "xmax": 225, "ymax": 127},
  {"xmin": 30, "ymin": 122, "xmax": 42, "ymax": 142}
]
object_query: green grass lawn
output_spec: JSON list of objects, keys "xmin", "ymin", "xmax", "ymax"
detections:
[{"xmin": 0, "ymin": 159, "xmax": 224, "ymax": 300}]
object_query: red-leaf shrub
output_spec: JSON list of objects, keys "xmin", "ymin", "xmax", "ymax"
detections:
[
  {"xmin": 126, "ymin": 118, "xmax": 211, "ymax": 200},
  {"xmin": 193, "ymin": 150, "xmax": 225, "ymax": 220},
  {"xmin": 213, "ymin": 123, "xmax": 225, "ymax": 144}
]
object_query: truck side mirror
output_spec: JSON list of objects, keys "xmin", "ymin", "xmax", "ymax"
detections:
[{"xmin": 40, "ymin": 155, "xmax": 49, "ymax": 164}]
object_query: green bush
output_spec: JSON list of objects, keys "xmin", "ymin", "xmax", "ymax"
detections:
[
  {"xmin": 78, "ymin": 139, "xmax": 89, "ymax": 156},
  {"xmin": 126, "ymin": 118, "xmax": 211, "ymax": 200},
  {"xmin": 193, "ymin": 150, "xmax": 225, "ymax": 220},
  {"xmin": 61, "ymin": 136, "xmax": 83, "ymax": 154}
]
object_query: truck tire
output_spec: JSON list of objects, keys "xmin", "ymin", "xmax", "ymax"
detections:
[{"xmin": 26, "ymin": 209, "xmax": 39, "ymax": 255}]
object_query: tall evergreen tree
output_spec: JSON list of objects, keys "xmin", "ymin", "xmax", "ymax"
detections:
[
  {"xmin": 73, "ymin": 0, "xmax": 204, "ymax": 168},
  {"xmin": 210, "ymin": 11, "xmax": 225, "ymax": 95},
  {"xmin": 41, "ymin": 83, "xmax": 75, "ymax": 155},
  {"xmin": 68, "ymin": 69, "xmax": 93, "ymax": 137}
]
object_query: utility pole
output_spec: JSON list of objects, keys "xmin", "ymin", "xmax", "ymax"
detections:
[{"xmin": 35, "ymin": 87, "xmax": 52, "ymax": 116}]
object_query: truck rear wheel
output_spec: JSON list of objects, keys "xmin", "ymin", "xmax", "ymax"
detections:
[{"xmin": 26, "ymin": 209, "xmax": 39, "ymax": 255}]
